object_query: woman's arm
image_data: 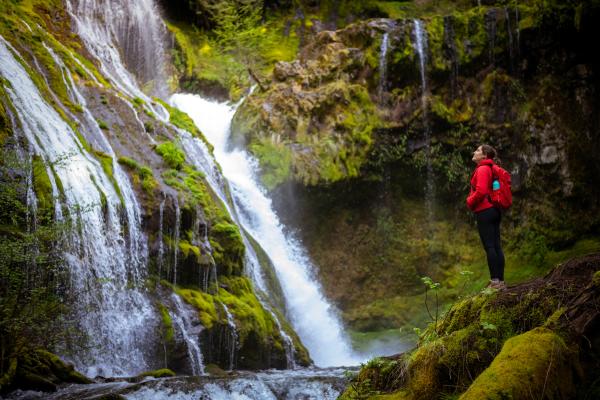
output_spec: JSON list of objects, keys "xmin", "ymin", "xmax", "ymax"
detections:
[{"xmin": 466, "ymin": 166, "xmax": 492, "ymax": 210}]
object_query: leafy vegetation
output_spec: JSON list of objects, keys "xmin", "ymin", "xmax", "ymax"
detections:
[
  {"xmin": 155, "ymin": 141, "xmax": 186, "ymax": 170},
  {"xmin": 0, "ymin": 144, "xmax": 69, "ymax": 392}
]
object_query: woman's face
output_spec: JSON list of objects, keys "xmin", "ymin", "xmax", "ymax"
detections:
[{"xmin": 472, "ymin": 146, "xmax": 485, "ymax": 163}]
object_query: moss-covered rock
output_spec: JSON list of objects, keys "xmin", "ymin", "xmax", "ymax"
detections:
[
  {"xmin": 232, "ymin": 20, "xmax": 391, "ymax": 189},
  {"xmin": 1, "ymin": 349, "xmax": 92, "ymax": 393},
  {"xmin": 137, "ymin": 368, "xmax": 176, "ymax": 378},
  {"xmin": 176, "ymin": 276, "xmax": 311, "ymax": 370},
  {"xmin": 460, "ymin": 327, "xmax": 575, "ymax": 400}
]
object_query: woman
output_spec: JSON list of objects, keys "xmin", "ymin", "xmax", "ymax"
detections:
[{"xmin": 467, "ymin": 145, "xmax": 506, "ymax": 289}]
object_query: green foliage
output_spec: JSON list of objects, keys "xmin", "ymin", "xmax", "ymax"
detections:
[
  {"xmin": 117, "ymin": 157, "xmax": 157, "ymax": 195},
  {"xmin": 0, "ymin": 145, "xmax": 67, "ymax": 386},
  {"xmin": 210, "ymin": 221, "xmax": 245, "ymax": 276},
  {"xmin": 96, "ymin": 119, "xmax": 109, "ymax": 130},
  {"xmin": 155, "ymin": 141, "xmax": 186, "ymax": 170},
  {"xmin": 248, "ymin": 138, "xmax": 292, "ymax": 190},
  {"xmin": 93, "ymin": 151, "xmax": 124, "ymax": 206},
  {"xmin": 167, "ymin": 0, "xmax": 300, "ymax": 100},
  {"xmin": 157, "ymin": 303, "xmax": 175, "ymax": 343}
]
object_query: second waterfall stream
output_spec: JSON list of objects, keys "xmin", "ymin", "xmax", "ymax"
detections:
[{"xmin": 171, "ymin": 94, "xmax": 359, "ymax": 368}]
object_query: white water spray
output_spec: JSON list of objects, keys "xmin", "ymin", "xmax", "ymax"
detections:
[{"xmin": 378, "ymin": 32, "xmax": 390, "ymax": 100}]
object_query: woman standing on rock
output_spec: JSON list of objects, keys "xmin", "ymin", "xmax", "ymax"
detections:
[{"xmin": 467, "ymin": 145, "xmax": 506, "ymax": 289}]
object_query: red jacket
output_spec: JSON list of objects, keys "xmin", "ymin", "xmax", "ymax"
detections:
[{"xmin": 467, "ymin": 159, "xmax": 495, "ymax": 213}]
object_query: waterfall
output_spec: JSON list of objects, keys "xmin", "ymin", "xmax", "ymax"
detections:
[
  {"xmin": 171, "ymin": 94, "xmax": 358, "ymax": 367},
  {"xmin": 175, "ymin": 125, "xmax": 295, "ymax": 365},
  {"xmin": 171, "ymin": 294, "xmax": 205, "ymax": 375},
  {"xmin": 0, "ymin": 37, "xmax": 158, "ymax": 377},
  {"xmin": 413, "ymin": 20, "xmax": 435, "ymax": 224},
  {"xmin": 65, "ymin": 0, "xmax": 169, "ymax": 99},
  {"xmin": 158, "ymin": 198, "xmax": 165, "ymax": 278},
  {"xmin": 378, "ymin": 32, "xmax": 390, "ymax": 101},
  {"xmin": 220, "ymin": 302, "xmax": 239, "ymax": 370},
  {"xmin": 172, "ymin": 200, "xmax": 181, "ymax": 285},
  {"xmin": 42, "ymin": 42, "xmax": 147, "ymax": 271},
  {"xmin": 485, "ymin": 9, "xmax": 497, "ymax": 66}
]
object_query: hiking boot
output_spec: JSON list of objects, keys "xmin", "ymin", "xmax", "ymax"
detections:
[{"xmin": 487, "ymin": 280, "xmax": 506, "ymax": 290}]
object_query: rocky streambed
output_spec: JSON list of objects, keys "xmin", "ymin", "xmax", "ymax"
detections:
[{"xmin": 6, "ymin": 367, "xmax": 354, "ymax": 400}]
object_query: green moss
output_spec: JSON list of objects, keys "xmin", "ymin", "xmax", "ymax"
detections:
[
  {"xmin": 94, "ymin": 150, "xmax": 124, "ymax": 206},
  {"xmin": 179, "ymin": 240, "xmax": 201, "ymax": 260},
  {"xmin": 176, "ymin": 288, "xmax": 219, "ymax": 328},
  {"xmin": 157, "ymin": 303, "xmax": 175, "ymax": 343},
  {"xmin": 593, "ymin": 271, "xmax": 600, "ymax": 287},
  {"xmin": 140, "ymin": 169, "xmax": 157, "ymax": 194},
  {"xmin": 155, "ymin": 141, "xmax": 185, "ymax": 170},
  {"xmin": 32, "ymin": 156, "xmax": 54, "ymax": 219},
  {"xmin": 138, "ymin": 368, "xmax": 176, "ymax": 378},
  {"xmin": 182, "ymin": 167, "xmax": 211, "ymax": 207},
  {"xmin": 460, "ymin": 327, "xmax": 573, "ymax": 400},
  {"xmin": 13, "ymin": 349, "xmax": 92, "ymax": 390},
  {"xmin": 156, "ymin": 99, "xmax": 203, "ymax": 137},
  {"xmin": 117, "ymin": 156, "xmax": 140, "ymax": 170},
  {"xmin": 117, "ymin": 157, "xmax": 157, "ymax": 195},
  {"xmin": 430, "ymin": 96, "xmax": 473, "ymax": 124},
  {"xmin": 217, "ymin": 276, "xmax": 276, "ymax": 344},
  {"xmin": 248, "ymin": 138, "xmax": 293, "ymax": 190},
  {"xmin": 96, "ymin": 119, "xmax": 109, "ymax": 131},
  {"xmin": 210, "ymin": 221, "xmax": 245, "ymax": 276}
]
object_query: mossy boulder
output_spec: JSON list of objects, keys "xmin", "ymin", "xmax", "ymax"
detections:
[
  {"xmin": 137, "ymin": 368, "xmax": 176, "ymax": 379},
  {"xmin": 1, "ymin": 349, "xmax": 92, "ymax": 393},
  {"xmin": 232, "ymin": 20, "xmax": 390, "ymax": 189},
  {"xmin": 460, "ymin": 327, "xmax": 576, "ymax": 400}
]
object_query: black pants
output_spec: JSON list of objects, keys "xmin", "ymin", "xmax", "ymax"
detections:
[{"xmin": 476, "ymin": 207, "xmax": 505, "ymax": 280}]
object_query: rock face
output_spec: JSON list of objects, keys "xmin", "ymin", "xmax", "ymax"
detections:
[
  {"xmin": 340, "ymin": 253, "xmax": 600, "ymax": 399},
  {"xmin": 232, "ymin": 1, "xmax": 600, "ymax": 331}
]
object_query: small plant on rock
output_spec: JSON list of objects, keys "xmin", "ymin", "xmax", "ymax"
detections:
[{"xmin": 421, "ymin": 276, "xmax": 441, "ymax": 333}]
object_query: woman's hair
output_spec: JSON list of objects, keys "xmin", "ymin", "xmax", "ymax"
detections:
[{"xmin": 480, "ymin": 144, "xmax": 497, "ymax": 160}]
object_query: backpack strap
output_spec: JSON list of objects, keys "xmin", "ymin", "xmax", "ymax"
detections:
[{"xmin": 483, "ymin": 163, "xmax": 496, "ymax": 204}]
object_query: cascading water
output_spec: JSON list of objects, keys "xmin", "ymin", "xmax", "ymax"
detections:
[
  {"xmin": 220, "ymin": 302, "xmax": 239, "ymax": 370},
  {"xmin": 31, "ymin": 368, "xmax": 350, "ymax": 399},
  {"xmin": 65, "ymin": 0, "xmax": 169, "ymax": 98},
  {"xmin": 485, "ymin": 9, "xmax": 497, "ymax": 66},
  {"xmin": 171, "ymin": 94, "xmax": 359, "ymax": 367},
  {"xmin": 378, "ymin": 32, "xmax": 390, "ymax": 101},
  {"xmin": 0, "ymin": 37, "xmax": 158, "ymax": 377},
  {"xmin": 158, "ymin": 198, "xmax": 165, "ymax": 278},
  {"xmin": 413, "ymin": 20, "xmax": 435, "ymax": 224},
  {"xmin": 172, "ymin": 200, "xmax": 181, "ymax": 285},
  {"xmin": 171, "ymin": 294, "xmax": 205, "ymax": 375},
  {"xmin": 42, "ymin": 42, "xmax": 147, "ymax": 271},
  {"xmin": 175, "ymin": 123, "xmax": 296, "ymax": 366}
]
